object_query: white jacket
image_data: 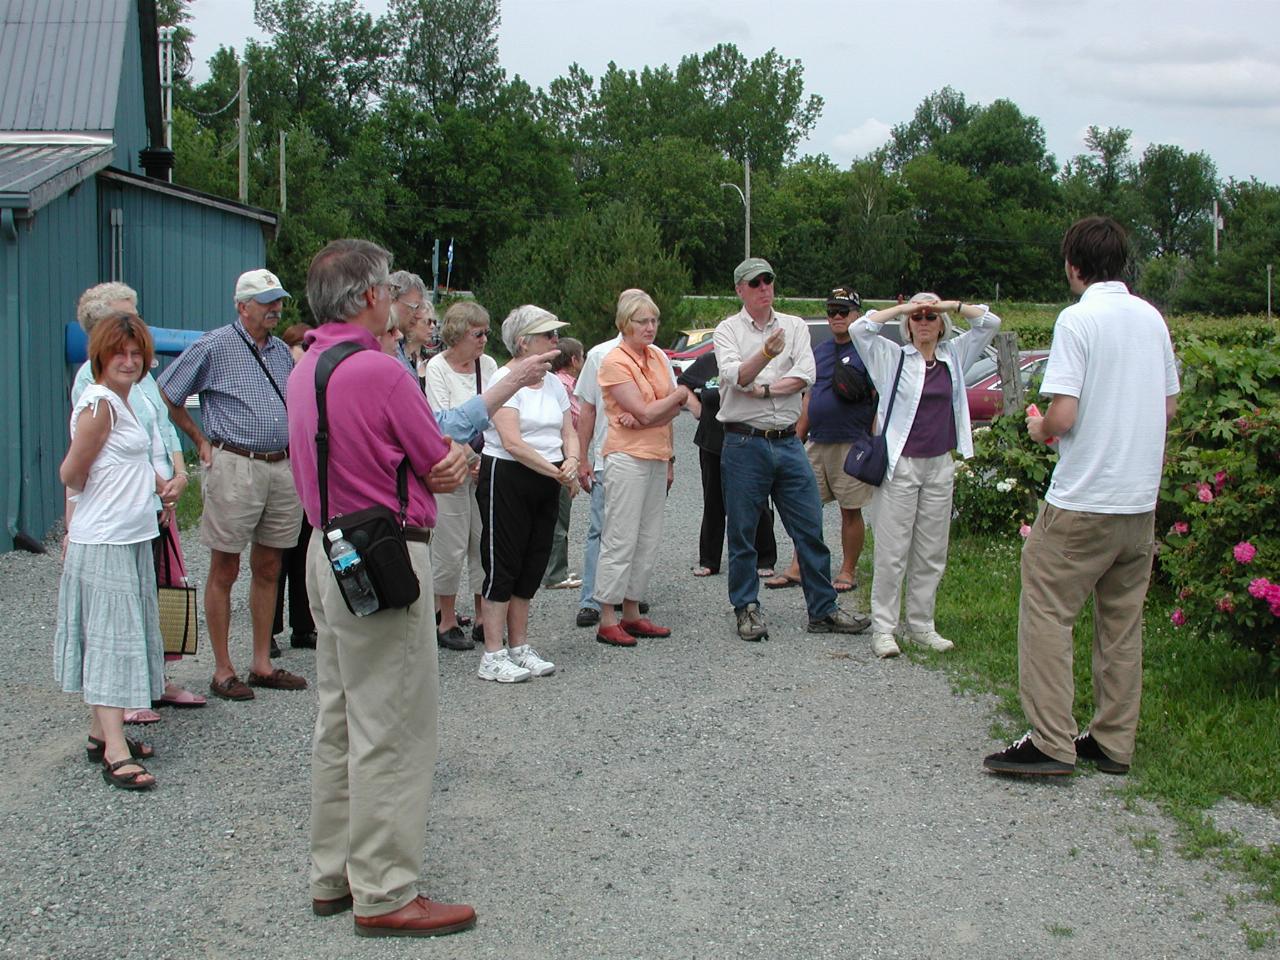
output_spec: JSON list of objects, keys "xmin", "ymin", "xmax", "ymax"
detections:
[{"xmin": 851, "ymin": 307, "xmax": 1001, "ymax": 481}]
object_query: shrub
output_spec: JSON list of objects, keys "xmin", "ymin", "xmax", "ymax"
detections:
[{"xmin": 1157, "ymin": 336, "xmax": 1280, "ymax": 667}]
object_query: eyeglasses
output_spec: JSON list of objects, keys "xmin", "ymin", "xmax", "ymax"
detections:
[
  {"xmin": 470, "ymin": 328, "xmax": 490, "ymax": 340},
  {"xmin": 826, "ymin": 308, "xmax": 851, "ymax": 319},
  {"xmin": 400, "ymin": 300, "xmax": 431, "ymax": 314},
  {"xmin": 747, "ymin": 274, "xmax": 774, "ymax": 288},
  {"xmin": 534, "ymin": 330, "xmax": 559, "ymax": 341}
]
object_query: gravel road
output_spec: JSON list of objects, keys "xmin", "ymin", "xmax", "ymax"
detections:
[{"xmin": 0, "ymin": 413, "xmax": 1272, "ymax": 959}]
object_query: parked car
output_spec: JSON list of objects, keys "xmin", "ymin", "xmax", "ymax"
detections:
[
  {"xmin": 665, "ymin": 328, "xmax": 715, "ymax": 357},
  {"xmin": 965, "ymin": 351, "xmax": 1049, "ymax": 423},
  {"xmin": 668, "ymin": 338, "xmax": 716, "ymax": 374}
]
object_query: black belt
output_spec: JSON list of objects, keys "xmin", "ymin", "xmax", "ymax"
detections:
[
  {"xmin": 724, "ymin": 422, "xmax": 795, "ymax": 441},
  {"xmin": 403, "ymin": 526, "xmax": 433, "ymax": 544},
  {"xmin": 214, "ymin": 441, "xmax": 288, "ymax": 462}
]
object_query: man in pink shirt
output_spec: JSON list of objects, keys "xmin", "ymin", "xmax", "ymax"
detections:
[{"xmin": 287, "ymin": 239, "xmax": 475, "ymax": 939}]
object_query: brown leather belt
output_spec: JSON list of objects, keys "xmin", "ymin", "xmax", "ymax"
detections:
[
  {"xmin": 214, "ymin": 441, "xmax": 288, "ymax": 462},
  {"xmin": 403, "ymin": 526, "xmax": 433, "ymax": 544},
  {"xmin": 724, "ymin": 422, "xmax": 796, "ymax": 441}
]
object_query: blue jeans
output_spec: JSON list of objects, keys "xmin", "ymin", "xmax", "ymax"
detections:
[
  {"xmin": 721, "ymin": 433, "xmax": 836, "ymax": 620},
  {"xmin": 577, "ymin": 469, "xmax": 606, "ymax": 611}
]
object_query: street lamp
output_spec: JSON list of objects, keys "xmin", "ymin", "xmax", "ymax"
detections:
[{"xmin": 720, "ymin": 156, "xmax": 751, "ymax": 259}]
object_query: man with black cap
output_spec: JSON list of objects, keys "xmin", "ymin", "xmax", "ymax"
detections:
[
  {"xmin": 766, "ymin": 287, "xmax": 876, "ymax": 594},
  {"xmin": 159, "ymin": 268, "xmax": 307, "ymax": 701},
  {"xmin": 712, "ymin": 259, "xmax": 871, "ymax": 642}
]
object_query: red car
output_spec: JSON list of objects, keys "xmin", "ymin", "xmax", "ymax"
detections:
[
  {"xmin": 669, "ymin": 339, "xmax": 716, "ymax": 374},
  {"xmin": 965, "ymin": 351, "xmax": 1050, "ymax": 424}
]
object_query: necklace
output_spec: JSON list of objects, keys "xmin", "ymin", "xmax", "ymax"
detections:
[{"xmin": 924, "ymin": 358, "xmax": 938, "ymax": 370}]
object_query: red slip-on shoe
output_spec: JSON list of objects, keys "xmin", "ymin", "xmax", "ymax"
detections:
[
  {"xmin": 620, "ymin": 617, "xmax": 671, "ymax": 638},
  {"xmin": 596, "ymin": 624, "xmax": 638, "ymax": 647}
]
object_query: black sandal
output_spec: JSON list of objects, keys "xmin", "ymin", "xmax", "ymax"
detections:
[
  {"xmin": 102, "ymin": 756, "xmax": 156, "ymax": 791},
  {"xmin": 87, "ymin": 735, "xmax": 155, "ymax": 764}
]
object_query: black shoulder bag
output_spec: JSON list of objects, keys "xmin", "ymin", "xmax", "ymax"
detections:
[
  {"xmin": 843, "ymin": 352, "xmax": 906, "ymax": 487},
  {"xmin": 315, "ymin": 342, "xmax": 420, "ymax": 615},
  {"xmin": 831, "ymin": 343, "xmax": 877, "ymax": 406}
]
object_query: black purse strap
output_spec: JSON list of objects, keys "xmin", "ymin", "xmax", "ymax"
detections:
[
  {"xmin": 474, "ymin": 357, "xmax": 482, "ymax": 395},
  {"xmin": 314, "ymin": 341, "xmax": 409, "ymax": 528},
  {"xmin": 876, "ymin": 352, "xmax": 907, "ymax": 438},
  {"xmin": 234, "ymin": 326, "xmax": 288, "ymax": 409}
]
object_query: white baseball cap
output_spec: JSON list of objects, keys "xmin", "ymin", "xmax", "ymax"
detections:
[{"xmin": 235, "ymin": 268, "xmax": 290, "ymax": 303}]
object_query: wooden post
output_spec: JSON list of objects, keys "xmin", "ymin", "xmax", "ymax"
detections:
[
  {"xmin": 238, "ymin": 62, "xmax": 249, "ymax": 204},
  {"xmin": 995, "ymin": 331, "xmax": 1023, "ymax": 417}
]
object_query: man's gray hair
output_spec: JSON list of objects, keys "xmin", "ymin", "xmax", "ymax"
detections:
[
  {"xmin": 306, "ymin": 239, "xmax": 393, "ymax": 324},
  {"xmin": 76, "ymin": 282, "xmax": 138, "ymax": 333}
]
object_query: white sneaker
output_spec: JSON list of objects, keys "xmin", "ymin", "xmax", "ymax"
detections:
[
  {"xmin": 907, "ymin": 630, "xmax": 954, "ymax": 652},
  {"xmin": 477, "ymin": 649, "xmax": 531, "ymax": 683},
  {"xmin": 870, "ymin": 632, "xmax": 901, "ymax": 659},
  {"xmin": 510, "ymin": 643, "xmax": 556, "ymax": 677}
]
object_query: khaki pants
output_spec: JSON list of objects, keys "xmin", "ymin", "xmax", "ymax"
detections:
[
  {"xmin": 1018, "ymin": 505, "xmax": 1155, "ymax": 765},
  {"xmin": 306, "ymin": 531, "xmax": 439, "ymax": 917},
  {"xmin": 870, "ymin": 454, "xmax": 955, "ymax": 635},
  {"xmin": 594, "ymin": 453, "xmax": 667, "ymax": 606},
  {"xmin": 431, "ymin": 476, "xmax": 483, "ymax": 597}
]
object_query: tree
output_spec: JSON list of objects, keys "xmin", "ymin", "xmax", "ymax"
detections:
[
  {"xmin": 1132, "ymin": 143, "xmax": 1218, "ymax": 259},
  {"xmin": 155, "ymin": 0, "xmax": 195, "ymax": 86},
  {"xmin": 478, "ymin": 205, "xmax": 690, "ymax": 350},
  {"xmin": 389, "ymin": 0, "xmax": 504, "ymax": 119},
  {"xmin": 1062, "ymin": 125, "xmax": 1134, "ymax": 221},
  {"xmin": 1175, "ymin": 178, "xmax": 1280, "ymax": 314},
  {"xmin": 882, "ymin": 87, "xmax": 977, "ymax": 170}
]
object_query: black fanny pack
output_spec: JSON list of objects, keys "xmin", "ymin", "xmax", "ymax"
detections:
[{"xmin": 316, "ymin": 342, "xmax": 420, "ymax": 615}]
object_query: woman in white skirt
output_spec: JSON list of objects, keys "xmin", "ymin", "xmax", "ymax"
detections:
[
  {"xmin": 56, "ymin": 313, "xmax": 166, "ymax": 791},
  {"xmin": 424, "ymin": 300, "xmax": 496, "ymax": 650}
]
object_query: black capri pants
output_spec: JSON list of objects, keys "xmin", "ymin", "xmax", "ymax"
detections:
[{"xmin": 477, "ymin": 454, "xmax": 563, "ymax": 602}]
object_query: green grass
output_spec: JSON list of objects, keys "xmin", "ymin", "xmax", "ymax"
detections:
[
  {"xmin": 931, "ymin": 530, "xmax": 1280, "ymax": 912},
  {"xmin": 174, "ymin": 454, "xmax": 203, "ymax": 531}
]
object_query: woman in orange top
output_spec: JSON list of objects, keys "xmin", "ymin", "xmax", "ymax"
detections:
[{"xmin": 594, "ymin": 289, "xmax": 699, "ymax": 646}]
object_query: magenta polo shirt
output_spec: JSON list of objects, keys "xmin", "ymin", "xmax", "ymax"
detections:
[{"xmin": 287, "ymin": 322, "xmax": 450, "ymax": 529}]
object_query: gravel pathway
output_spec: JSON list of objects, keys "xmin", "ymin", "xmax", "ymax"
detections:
[{"xmin": 0, "ymin": 415, "xmax": 1272, "ymax": 959}]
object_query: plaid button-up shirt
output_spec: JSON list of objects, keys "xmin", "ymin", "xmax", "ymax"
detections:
[{"xmin": 158, "ymin": 318, "xmax": 293, "ymax": 452}]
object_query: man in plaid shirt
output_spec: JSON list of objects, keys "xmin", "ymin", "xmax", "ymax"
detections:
[{"xmin": 159, "ymin": 269, "xmax": 308, "ymax": 702}]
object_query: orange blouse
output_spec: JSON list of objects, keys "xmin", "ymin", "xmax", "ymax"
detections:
[{"xmin": 598, "ymin": 340, "xmax": 675, "ymax": 461}]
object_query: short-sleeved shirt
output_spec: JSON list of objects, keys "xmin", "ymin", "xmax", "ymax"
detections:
[
  {"xmin": 481, "ymin": 369, "xmax": 570, "ymax": 463},
  {"xmin": 900, "ymin": 362, "xmax": 957, "ymax": 458},
  {"xmin": 599, "ymin": 341, "xmax": 675, "ymax": 461},
  {"xmin": 286, "ymin": 323, "xmax": 450, "ymax": 529},
  {"xmin": 1041, "ymin": 281, "xmax": 1180, "ymax": 514},
  {"xmin": 574, "ymin": 334, "xmax": 623, "ymax": 472},
  {"xmin": 157, "ymin": 318, "xmax": 293, "ymax": 452},
  {"xmin": 67, "ymin": 386, "xmax": 160, "ymax": 545},
  {"xmin": 807, "ymin": 339, "xmax": 875, "ymax": 443}
]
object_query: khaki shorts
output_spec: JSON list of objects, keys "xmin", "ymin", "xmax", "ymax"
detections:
[
  {"xmin": 806, "ymin": 440, "xmax": 875, "ymax": 510},
  {"xmin": 200, "ymin": 446, "xmax": 303, "ymax": 553}
]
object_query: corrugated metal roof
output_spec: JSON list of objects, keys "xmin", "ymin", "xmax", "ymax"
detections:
[
  {"xmin": 0, "ymin": 0, "xmax": 129, "ymax": 133},
  {"xmin": 0, "ymin": 142, "xmax": 113, "ymax": 211}
]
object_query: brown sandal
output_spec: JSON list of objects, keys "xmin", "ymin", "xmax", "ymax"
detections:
[
  {"xmin": 86, "ymin": 735, "xmax": 154, "ymax": 764},
  {"xmin": 102, "ymin": 756, "xmax": 156, "ymax": 791}
]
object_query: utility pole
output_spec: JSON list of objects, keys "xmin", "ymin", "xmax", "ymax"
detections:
[
  {"xmin": 238, "ymin": 62, "xmax": 249, "ymax": 203},
  {"xmin": 1268, "ymin": 264, "xmax": 1273, "ymax": 322},
  {"xmin": 1212, "ymin": 198, "xmax": 1223, "ymax": 261},
  {"xmin": 279, "ymin": 131, "xmax": 286, "ymax": 212},
  {"xmin": 720, "ymin": 154, "xmax": 752, "ymax": 260}
]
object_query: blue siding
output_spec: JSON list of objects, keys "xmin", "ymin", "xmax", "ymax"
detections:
[{"xmin": 112, "ymin": 0, "xmax": 149, "ymax": 174}]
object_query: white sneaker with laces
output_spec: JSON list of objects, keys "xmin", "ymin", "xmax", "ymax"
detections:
[
  {"xmin": 907, "ymin": 629, "xmax": 954, "ymax": 652},
  {"xmin": 477, "ymin": 649, "xmax": 531, "ymax": 683},
  {"xmin": 510, "ymin": 643, "xmax": 556, "ymax": 677},
  {"xmin": 870, "ymin": 632, "xmax": 901, "ymax": 659}
]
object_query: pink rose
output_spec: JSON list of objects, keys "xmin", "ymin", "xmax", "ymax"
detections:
[
  {"xmin": 1214, "ymin": 471, "xmax": 1229, "ymax": 493},
  {"xmin": 1270, "ymin": 597, "xmax": 1280, "ymax": 618},
  {"xmin": 1172, "ymin": 521, "xmax": 1189, "ymax": 535},
  {"xmin": 1197, "ymin": 483, "xmax": 1214, "ymax": 503},
  {"xmin": 1267, "ymin": 584, "xmax": 1280, "ymax": 605},
  {"xmin": 1170, "ymin": 608, "xmax": 1187, "ymax": 627},
  {"xmin": 1019, "ymin": 523, "xmax": 1032, "ymax": 539},
  {"xmin": 1217, "ymin": 595, "xmax": 1235, "ymax": 613},
  {"xmin": 1234, "ymin": 541, "xmax": 1257, "ymax": 564},
  {"xmin": 1178, "ymin": 587, "xmax": 1193, "ymax": 600},
  {"xmin": 1249, "ymin": 578, "xmax": 1272, "ymax": 599}
]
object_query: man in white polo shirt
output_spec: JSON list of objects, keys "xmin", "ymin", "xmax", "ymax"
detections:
[{"xmin": 985, "ymin": 217, "xmax": 1179, "ymax": 777}]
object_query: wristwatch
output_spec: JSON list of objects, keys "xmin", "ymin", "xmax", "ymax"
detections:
[{"xmin": 762, "ymin": 383, "xmax": 772, "ymax": 399}]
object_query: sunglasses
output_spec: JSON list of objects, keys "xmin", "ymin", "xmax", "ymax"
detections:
[
  {"xmin": 912, "ymin": 312, "xmax": 941, "ymax": 322},
  {"xmin": 826, "ymin": 307, "xmax": 851, "ymax": 319},
  {"xmin": 471, "ymin": 328, "xmax": 490, "ymax": 340},
  {"xmin": 747, "ymin": 273, "xmax": 774, "ymax": 288}
]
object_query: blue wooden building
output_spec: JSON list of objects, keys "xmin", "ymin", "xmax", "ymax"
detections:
[{"xmin": 0, "ymin": 0, "xmax": 278, "ymax": 553}]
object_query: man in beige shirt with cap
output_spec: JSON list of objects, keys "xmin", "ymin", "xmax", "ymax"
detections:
[{"xmin": 712, "ymin": 257, "xmax": 870, "ymax": 642}]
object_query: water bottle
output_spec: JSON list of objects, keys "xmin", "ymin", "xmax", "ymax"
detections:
[{"xmin": 327, "ymin": 529, "xmax": 380, "ymax": 617}]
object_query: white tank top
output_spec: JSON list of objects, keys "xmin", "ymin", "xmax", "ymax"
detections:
[{"xmin": 67, "ymin": 385, "xmax": 160, "ymax": 545}]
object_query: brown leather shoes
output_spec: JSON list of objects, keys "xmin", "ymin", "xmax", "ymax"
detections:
[
  {"xmin": 354, "ymin": 895, "xmax": 476, "ymax": 938},
  {"xmin": 312, "ymin": 893, "xmax": 353, "ymax": 916},
  {"xmin": 246, "ymin": 667, "xmax": 308, "ymax": 690}
]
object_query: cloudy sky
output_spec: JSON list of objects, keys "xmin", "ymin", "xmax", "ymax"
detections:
[{"xmin": 185, "ymin": 0, "xmax": 1280, "ymax": 185}]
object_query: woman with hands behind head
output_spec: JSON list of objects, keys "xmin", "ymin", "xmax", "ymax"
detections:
[
  {"xmin": 593, "ymin": 289, "xmax": 699, "ymax": 647},
  {"xmin": 851, "ymin": 293, "xmax": 1000, "ymax": 659},
  {"xmin": 474, "ymin": 305, "xmax": 580, "ymax": 683}
]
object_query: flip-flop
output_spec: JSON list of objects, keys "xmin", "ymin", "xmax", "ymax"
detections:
[
  {"xmin": 833, "ymin": 577, "xmax": 856, "ymax": 593},
  {"xmin": 764, "ymin": 574, "xmax": 802, "ymax": 590},
  {"xmin": 690, "ymin": 566, "xmax": 716, "ymax": 577},
  {"xmin": 124, "ymin": 708, "xmax": 162, "ymax": 725},
  {"xmin": 757, "ymin": 568, "xmax": 775, "ymax": 578},
  {"xmin": 155, "ymin": 687, "xmax": 207, "ymax": 709}
]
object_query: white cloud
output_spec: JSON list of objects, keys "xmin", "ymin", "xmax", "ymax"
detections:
[{"xmin": 832, "ymin": 118, "xmax": 893, "ymax": 159}]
